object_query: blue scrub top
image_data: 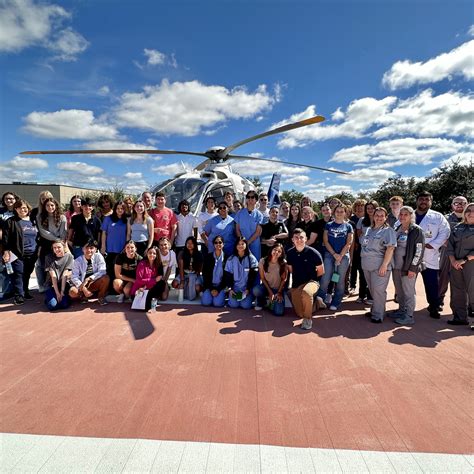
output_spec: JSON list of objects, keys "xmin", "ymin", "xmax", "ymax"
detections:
[
  {"xmin": 204, "ymin": 215, "xmax": 236, "ymax": 256},
  {"xmin": 234, "ymin": 208, "xmax": 263, "ymax": 260}
]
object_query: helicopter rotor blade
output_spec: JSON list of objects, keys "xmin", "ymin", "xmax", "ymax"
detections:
[
  {"xmin": 227, "ymin": 154, "xmax": 349, "ymax": 175},
  {"xmin": 194, "ymin": 159, "xmax": 212, "ymax": 171},
  {"xmin": 221, "ymin": 115, "xmax": 325, "ymax": 158},
  {"xmin": 19, "ymin": 149, "xmax": 209, "ymax": 158}
]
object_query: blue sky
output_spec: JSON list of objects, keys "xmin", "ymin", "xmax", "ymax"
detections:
[{"xmin": 1, "ymin": 0, "xmax": 473, "ymax": 199}]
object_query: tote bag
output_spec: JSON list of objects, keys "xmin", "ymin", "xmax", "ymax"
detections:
[{"xmin": 131, "ymin": 289, "xmax": 149, "ymax": 310}]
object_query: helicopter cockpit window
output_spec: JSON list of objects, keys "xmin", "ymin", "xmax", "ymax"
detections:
[
  {"xmin": 155, "ymin": 177, "xmax": 206, "ymax": 213},
  {"xmin": 201, "ymin": 181, "xmax": 234, "ymax": 211}
]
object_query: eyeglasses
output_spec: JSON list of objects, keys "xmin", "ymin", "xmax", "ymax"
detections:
[
  {"xmin": 214, "ymin": 241, "xmax": 224, "ymax": 245},
  {"xmin": 453, "ymin": 202, "xmax": 466, "ymax": 205},
  {"xmin": 246, "ymin": 195, "xmax": 257, "ymax": 199},
  {"xmin": 260, "ymin": 198, "xmax": 268, "ymax": 201},
  {"xmin": 218, "ymin": 207, "xmax": 227, "ymax": 210}
]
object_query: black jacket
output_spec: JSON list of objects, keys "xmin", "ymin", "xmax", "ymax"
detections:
[
  {"xmin": 395, "ymin": 223, "xmax": 425, "ymax": 274},
  {"xmin": 2, "ymin": 216, "xmax": 26, "ymax": 258}
]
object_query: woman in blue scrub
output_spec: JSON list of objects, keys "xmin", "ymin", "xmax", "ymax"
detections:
[
  {"xmin": 234, "ymin": 191, "xmax": 263, "ymax": 261},
  {"xmin": 204, "ymin": 201, "xmax": 236, "ymax": 256},
  {"xmin": 225, "ymin": 237, "xmax": 259, "ymax": 309}
]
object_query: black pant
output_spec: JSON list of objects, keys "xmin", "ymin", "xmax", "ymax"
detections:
[
  {"xmin": 22, "ymin": 253, "xmax": 38, "ymax": 295},
  {"xmin": 145, "ymin": 281, "xmax": 167, "ymax": 310}
]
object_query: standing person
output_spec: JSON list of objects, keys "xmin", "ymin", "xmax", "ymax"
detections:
[
  {"xmin": 131, "ymin": 246, "xmax": 166, "ymax": 310},
  {"xmin": 64, "ymin": 195, "xmax": 82, "ymax": 226},
  {"xmin": 389, "ymin": 206, "xmax": 425, "ymax": 325},
  {"xmin": 415, "ymin": 191, "xmax": 451, "ymax": 319},
  {"xmin": 37, "ymin": 198, "xmax": 67, "ymax": 288},
  {"xmin": 349, "ymin": 199, "xmax": 367, "ymax": 295},
  {"xmin": 284, "ymin": 203, "xmax": 302, "ymax": 248},
  {"xmin": 224, "ymin": 237, "xmax": 259, "ymax": 309},
  {"xmin": 439, "ymin": 196, "xmax": 468, "ymax": 310},
  {"xmin": 172, "ymin": 236, "xmax": 203, "ymax": 300},
  {"xmin": 44, "ymin": 240, "xmax": 73, "ymax": 311},
  {"xmin": 278, "ymin": 201, "xmax": 290, "ymax": 223},
  {"xmin": 2, "ymin": 199, "xmax": 38, "ymax": 304},
  {"xmin": 387, "ymin": 196, "xmax": 403, "ymax": 228},
  {"xmin": 141, "ymin": 192, "xmax": 153, "ymax": 212},
  {"xmin": 360, "ymin": 208, "xmax": 397, "ymax": 323},
  {"xmin": 101, "ymin": 201, "xmax": 128, "ymax": 285},
  {"xmin": 197, "ymin": 196, "xmax": 217, "ymax": 255},
  {"xmin": 158, "ymin": 237, "xmax": 177, "ymax": 301},
  {"xmin": 300, "ymin": 196, "xmax": 312, "ymax": 209},
  {"xmin": 233, "ymin": 200, "xmax": 243, "ymax": 214},
  {"xmin": 96, "ymin": 194, "xmax": 114, "ymax": 222},
  {"xmin": 300, "ymin": 206, "xmax": 318, "ymax": 249},
  {"xmin": 123, "ymin": 196, "xmax": 134, "ymax": 217},
  {"xmin": 253, "ymin": 243, "xmax": 288, "ymax": 315},
  {"xmin": 224, "ymin": 191, "xmax": 234, "ymax": 214},
  {"xmin": 127, "ymin": 200, "xmax": 154, "ymax": 257},
  {"xmin": 328, "ymin": 198, "xmax": 342, "ymax": 213},
  {"xmin": 446, "ymin": 203, "xmax": 474, "ymax": 326},
  {"xmin": 313, "ymin": 203, "xmax": 332, "ymax": 256},
  {"xmin": 175, "ymin": 200, "xmax": 197, "ymax": 255},
  {"xmin": 235, "ymin": 191, "xmax": 263, "ymax": 261},
  {"xmin": 260, "ymin": 206, "xmax": 288, "ymax": 258},
  {"xmin": 149, "ymin": 191, "xmax": 177, "ymax": 247},
  {"xmin": 68, "ymin": 198, "xmax": 101, "ymax": 258},
  {"xmin": 30, "ymin": 190, "xmax": 53, "ymax": 228},
  {"xmin": 112, "ymin": 240, "xmax": 142, "ymax": 303},
  {"xmin": 204, "ymin": 202, "xmax": 236, "ymax": 257},
  {"xmin": 257, "ymin": 192, "xmax": 270, "ymax": 224},
  {"xmin": 69, "ymin": 239, "xmax": 109, "ymax": 306},
  {"xmin": 286, "ymin": 228, "xmax": 324, "ymax": 330},
  {"xmin": 316, "ymin": 205, "xmax": 353, "ymax": 311},
  {"xmin": 201, "ymin": 235, "xmax": 227, "ymax": 307},
  {"xmin": 356, "ymin": 200, "xmax": 378, "ymax": 304},
  {"xmin": 0, "ymin": 192, "xmax": 19, "ymax": 299}
]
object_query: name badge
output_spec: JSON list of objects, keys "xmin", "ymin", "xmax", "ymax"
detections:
[
  {"xmin": 398, "ymin": 234, "xmax": 407, "ymax": 242},
  {"xmin": 424, "ymin": 230, "xmax": 432, "ymax": 238}
]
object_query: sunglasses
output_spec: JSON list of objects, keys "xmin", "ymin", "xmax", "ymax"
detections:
[
  {"xmin": 218, "ymin": 206, "xmax": 227, "ymax": 210},
  {"xmin": 246, "ymin": 195, "xmax": 257, "ymax": 199},
  {"xmin": 214, "ymin": 241, "xmax": 224, "ymax": 244}
]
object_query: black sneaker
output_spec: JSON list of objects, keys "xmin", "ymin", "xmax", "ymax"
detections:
[
  {"xmin": 447, "ymin": 319, "xmax": 469, "ymax": 326},
  {"xmin": 24, "ymin": 293, "xmax": 34, "ymax": 300},
  {"xmin": 14, "ymin": 295, "xmax": 25, "ymax": 305}
]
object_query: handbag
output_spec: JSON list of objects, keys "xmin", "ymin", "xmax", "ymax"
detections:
[
  {"xmin": 331, "ymin": 264, "xmax": 340, "ymax": 283},
  {"xmin": 131, "ymin": 289, "xmax": 149, "ymax": 310}
]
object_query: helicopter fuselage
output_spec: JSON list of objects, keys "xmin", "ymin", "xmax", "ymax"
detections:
[{"xmin": 152, "ymin": 162, "xmax": 254, "ymax": 215}]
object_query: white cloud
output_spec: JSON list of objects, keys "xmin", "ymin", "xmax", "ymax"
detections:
[
  {"xmin": 0, "ymin": 155, "xmax": 48, "ymax": 182},
  {"xmin": 114, "ymin": 80, "xmax": 277, "ymax": 136},
  {"xmin": 340, "ymin": 168, "xmax": 396, "ymax": 183},
  {"xmin": 301, "ymin": 184, "xmax": 355, "ymax": 202},
  {"xmin": 144, "ymin": 48, "xmax": 166, "ymax": 65},
  {"xmin": 98, "ymin": 85, "xmax": 110, "ymax": 96},
  {"xmin": 277, "ymin": 89, "xmax": 473, "ymax": 148},
  {"xmin": 231, "ymin": 157, "xmax": 311, "ymax": 177},
  {"xmin": 46, "ymin": 26, "xmax": 89, "ymax": 61},
  {"xmin": 7, "ymin": 155, "xmax": 49, "ymax": 169},
  {"xmin": 23, "ymin": 109, "xmax": 119, "ymax": 139},
  {"xmin": 0, "ymin": 0, "xmax": 88, "ymax": 60},
  {"xmin": 373, "ymin": 89, "xmax": 474, "ymax": 139},
  {"xmin": 284, "ymin": 175, "xmax": 311, "ymax": 186},
  {"xmin": 469, "ymin": 25, "xmax": 474, "ymax": 37},
  {"xmin": 57, "ymin": 161, "xmax": 104, "ymax": 175},
  {"xmin": 437, "ymin": 151, "xmax": 473, "ymax": 169},
  {"xmin": 277, "ymin": 98, "xmax": 397, "ymax": 147},
  {"xmin": 124, "ymin": 172, "xmax": 143, "ymax": 179},
  {"xmin": 382, "ymin": 40, "xmax": 474, "ymax": 90},
  {"xmin": 330, "ymin": 137, "xmax": 473, "ymax": 168},
  {"xmin": 151, "ymin": 162, "xmax": 195, "ymax": 176}
]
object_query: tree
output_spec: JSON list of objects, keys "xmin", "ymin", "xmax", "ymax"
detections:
[
  {"xmin": 280, "ymin": 189, "xmax": 304, "ymax": 205},
  {"xmin": 246, "ymin": 177, "xmax": 263, "ymax": 194},
  {"xmin": 370, "ymin": 175, "xmax": 421, "ymax": 209}
]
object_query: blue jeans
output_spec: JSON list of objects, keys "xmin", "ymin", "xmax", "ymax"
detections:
[
  {"xmin": 228, "ymin": 289, "xmax": 254, "ymax": 309},
  {"xmin": 317, "ymin": 254, "xmax": 350, "ymax": 308},
  {"xmin": 44, "ymin": 288, "xmax": 71, "ymax": 311},
  {"xmin": 201, "ymin": 289, "xmax": 226, "ymax": 307},
  {"xmin": 253, "ymin": 284, "xmax": 285, "ymax": 316}
]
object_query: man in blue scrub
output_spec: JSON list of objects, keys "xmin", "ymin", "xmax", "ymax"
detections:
[{"xmin": 234, "ymin": 191, "xmax": 263, "ymax": 260}]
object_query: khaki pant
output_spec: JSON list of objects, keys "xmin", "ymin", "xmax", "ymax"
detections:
[
  {"xmin": 70, "ymin": 275, "xmax": 110, "ymax": 300},
  {"xmin": 289, "ymin": 281, "xmax": 320, "ymax": 319}
]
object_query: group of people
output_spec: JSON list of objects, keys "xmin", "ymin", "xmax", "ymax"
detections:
[{"xmin": 1, "ymin": 187, "xmax": 472, "ymax": 330}]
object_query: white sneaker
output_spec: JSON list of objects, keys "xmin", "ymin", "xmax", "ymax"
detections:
[
  {"xmin": 324, "ymin": 294, "xmax": 333, "ymax": 305},
  {"xmin": 301, "ymin": 318, "xmax": 313, "ymax": 330},
  {"xmin": 329, "ymin": 305, "xmax": 338, "ymax": 311},
  {"xmin": 117, "ymin": 294, "xmax": 124, "ymax": 303},
  {"xmin": 316, "ymin": 296, "xmax": 326, "ymax": 309},
  {"xmin": 254, "ymin": 305, "xmax": 263, "ymax": 311}
]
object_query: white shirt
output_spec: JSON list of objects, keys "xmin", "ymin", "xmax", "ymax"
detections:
[
  {"xmin": 197, "ymin": 210, "xmax": 217, "ymax": 240},
  {"xmin": 175, "ymin": 213, "xmax": 197, "ymax": 247},
  {"xmin": 416, "ymin": 209, "xmax": 450, "ymax": 269}
]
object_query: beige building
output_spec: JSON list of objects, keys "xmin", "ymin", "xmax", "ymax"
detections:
[{"xmin": 0, "ymin": 183, "xmax": 105, "ymax": 207}]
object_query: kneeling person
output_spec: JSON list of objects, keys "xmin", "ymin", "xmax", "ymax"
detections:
[
  {"xmin": 70, "ymin": 239, "xmax": 110, "ymax": 305},
  {"xmin": 44, "ymin": 240, "xmax": 73, "ymax": 311},
  {"xmin": 287, "ymin": 228, "xmax": 325, "ymax": 330}
]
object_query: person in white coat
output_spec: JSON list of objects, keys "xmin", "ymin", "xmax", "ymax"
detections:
[{"xmin": 414, "ymin": 191, "xmax": 450, "ymax": 319}]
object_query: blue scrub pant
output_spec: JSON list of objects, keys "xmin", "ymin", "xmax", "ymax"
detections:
[{"xmin": 201, "ymin": 289, "xmax": 226, "ymax": 307}]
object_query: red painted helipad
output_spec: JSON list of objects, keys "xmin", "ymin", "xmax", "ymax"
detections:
[{"xmin": 1, "ymin": 285, "xmax": 473, "ymax": 456}]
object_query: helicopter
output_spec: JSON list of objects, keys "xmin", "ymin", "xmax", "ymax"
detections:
[{"xmin": 21, "ymin": 115, "xmax": 348, "ymax": 214}]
